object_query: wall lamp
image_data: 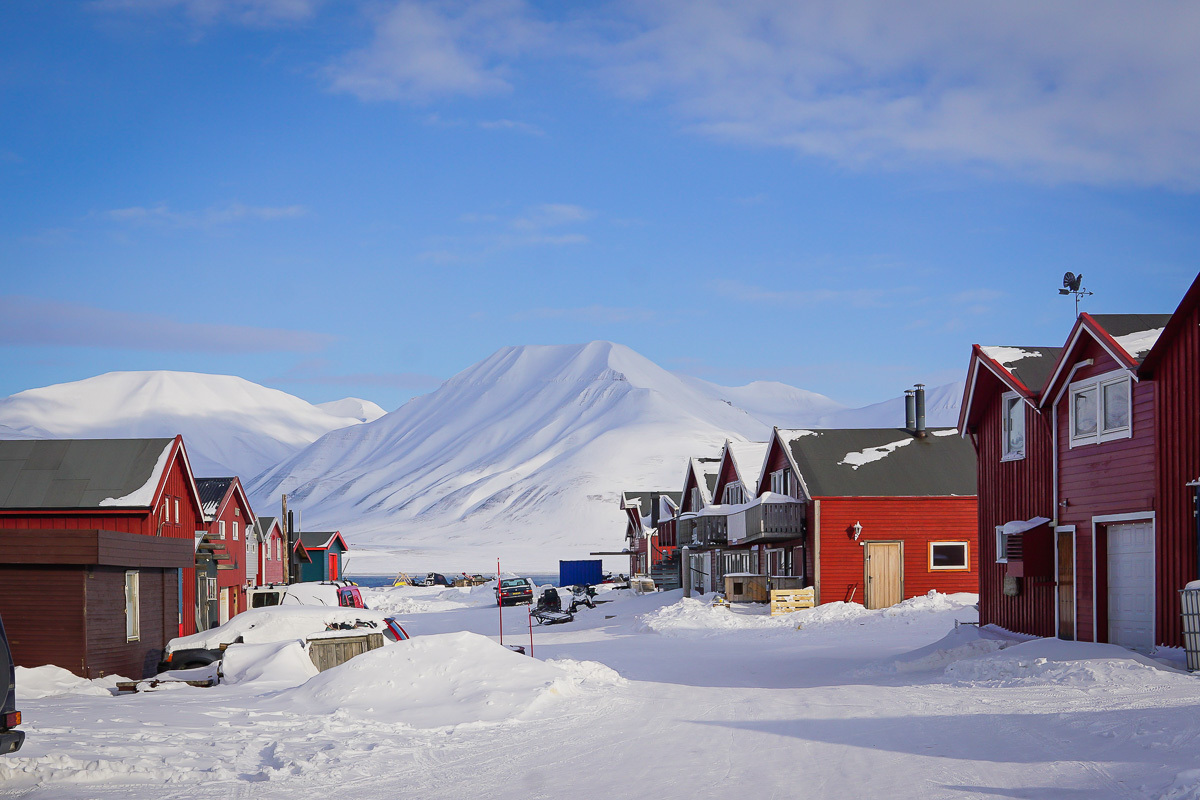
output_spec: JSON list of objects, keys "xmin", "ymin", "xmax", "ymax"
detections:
[{"xmin": 851, "ymin": 521, "xmax": 863, "ymax": 540}]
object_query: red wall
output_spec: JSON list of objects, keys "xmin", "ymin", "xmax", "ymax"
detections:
[
  {"xmin": 816, "ymin": 496, "xmax": 978, "ymax": 606},
  {"xmin": 1054, "ymin": 340, "xmax": 1156, "ymax": 642},
  {"xmin": 209, "ymin": 483, "xmax": 254, "ymax": 614},
  {"xmin": 972, "ymin": 379, "xmax": 1057, "ymax": 637}
]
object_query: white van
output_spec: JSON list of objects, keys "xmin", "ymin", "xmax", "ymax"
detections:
[{"xmin": 247, "ymin": 582, "xmax": 366, "ymax": 609}]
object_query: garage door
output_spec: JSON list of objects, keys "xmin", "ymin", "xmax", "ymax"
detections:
[{"xmin": 1107, "ymin": 521, "xmax": 1154, "ymax": 652}]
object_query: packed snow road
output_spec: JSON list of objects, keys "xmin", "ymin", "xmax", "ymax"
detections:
[{"xmin": 4, "ymin": 585, "xmax": 1200, "ymax": 800}]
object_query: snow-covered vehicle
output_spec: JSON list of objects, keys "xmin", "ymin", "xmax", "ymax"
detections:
[
  {"xmin": 248, "ymin": 581, "xmax": 366, "ymax": 610},
  {"xmin": 495, "ymin": 577, "xmax": 535, "ymax": 606},
  {"xmin": 157, "ymin": 606, "xmax": 408, "ymax": 673},
  {"xmin": 1, "ymin": 612, "xmax": 24, "ymax": 754}
]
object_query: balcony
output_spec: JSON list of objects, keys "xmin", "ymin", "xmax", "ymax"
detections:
[
  {"xmin": 728, "ymin": 500, "xmax": 806, "ymax": 545},
  {"xmin": 677, "ymin": 513, "xmax": 727, "ymax": 548}
]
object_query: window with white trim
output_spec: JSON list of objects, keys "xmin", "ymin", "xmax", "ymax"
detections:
[
  {"xmin": 219, "ymin": 520, "xmax": 226, "ymax": 539},
  {"xmin": 174, "ymin": 497, "xmax": 180, "ymax": 523},
  {"xmin": 690, "ymin": 487, "xmax": 702, "ymax": 511},
  {"xmin": 125, "ymin": 571, "xmax": 140, "ymax": 641},
  {"xmin": 929, "ymin": 541, "xmax": 969, "ymax": 571},
  {"xmin": 1069, "ymin": 371, "xmax": 1132, "ymax": 446},
  {"xmin": 723, "ymin": 551, "xmax": 752, "ymax": 574},
  {"xmin": 233, "ymin": 520, "xmax": 239, "ymax": 541},
  {"xmin": 723, "ymin": 482, "xmax": 746, "ymax": 505},
  {"xmin": 1001, "ymin": 392, "xmax": 1025, "ymax": 461},
  {"xmin": 995, "ymin": 526, "xmax": 1008, "ymax": 563},
  {"xmin": 770, "ymin": 469, "xmax": 792, "ymax": 496}
]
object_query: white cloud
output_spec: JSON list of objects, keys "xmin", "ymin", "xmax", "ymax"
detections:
[
  {"xmin": 92, "ymin": 0, "xmax": 321, "ymax": 25},
  {"xmin": 103, "ymin": 202, "xmax": 307, "ymax": 228},
  {"xmin": 600, "ymin": 0, "xmax": 1200, "ymax": 187},
  {"xmin": 327, "ymin": 0, "xmax": 547, "ymax": 102}
]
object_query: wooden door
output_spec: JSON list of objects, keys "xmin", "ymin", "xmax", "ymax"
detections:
[
  {"xmin": 328, "ymin": 552, "xmax": 339, "ymax": 581},
  {"xmin": 1056, "ymin": 530, "xmax": 1075, "ymax": 640},
  {"xmin": 865, "ymin": 542, "xmax": 902, "ymax": 609}
]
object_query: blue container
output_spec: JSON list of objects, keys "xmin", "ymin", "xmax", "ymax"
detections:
[{"xmin": 559, "ymin": 559, "xmax": 603, "ymax": 587}]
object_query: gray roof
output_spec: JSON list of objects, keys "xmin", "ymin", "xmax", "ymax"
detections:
[
  {"xmin": 982, "ymin": 346, "xmax": 1062, "ymax": 393},
  {"xmin": 620, "ymin": 491, "xmax": 681, "ymax": 527},
  {"xmin": 195, "ymin": 477, "xmax": 234, "ymax": 519},
  {"xmin": 299, "ymin": 531, "xmax": 345, "ymax": 550},
  {"xmin": 0, "ymin": 438, "xmax": 175, "ymax": 510},
  {"xmin": 1089, "ymin": 314, "xmax": 1173, "ymax": 364},
  {"xmin": 252, "ymin": 515, "xmax": 279, "ymax": 539},
  {"xmin": 784, "ymin": 428, "xmax": 976, "ymax": 498}
]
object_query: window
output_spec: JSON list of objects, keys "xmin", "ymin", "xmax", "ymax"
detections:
[
  {"xmin": 1069, "ymin": 371, "xmax": 1132, "ymax": 446},
  {"xmin": 233, "ymin": 521, "xmax": 239, "ymax": 541},
  {"xmin": 929, "ymin": 541, "xmax": 969, "ymax": 571},
  {"xmin": 1001, "ymin": 392, "xmax": 1025, "ymax": 461},
  {"xmin": 723, "ymin": 551, "xmax": 752, "ymax": 574},
  {"xmin": 219, "ymin": 520, "xmax": 226, "ymax": 539},
  {"xmin": 125, "ymin": 571, "xmax": 140, "ymax": 641},
  {"xmin": 174, "ymin": 498, "xmax": 179, "ymax": 523},
  {"xmin": 723, "ymin": 482, "xmax": 745, "ymax": 505},
  {"xmin": 770, "ymin": 469, "xmax": 792, "ymax": 496},
  {"xmin": 690, "ymin": 487, "xmax": 702, "ymax": 510},
  {"xmin": 995, "ymin": 527, "xmax": 1008, "ymax": 563}
]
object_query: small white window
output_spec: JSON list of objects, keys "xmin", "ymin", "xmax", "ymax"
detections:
[
  {"xmin": 233, "ymin": 521, "xmax": 239, "ymax": 541},
  {"xmin": 690, "ymin": 486, "xmax": 702, "ymax": 510},
  {"xmin": 995, "ymin": 526, "xmax": 1007, "ymax": 563},
  {"xmin": 1069, "ymin": 371, "xmax": 1132, "ymax": 446},
  {"xmin": 723, "ymin": 482, "xmax": 745, "ymax": 505},
  {"xmin": 770, "ymin": 469, "xmax": 791, "ymax": 496},
  {"xmin": 174, "ymin": 498, "xmax": 179, "ymax": 523},
  {"xmin": 125, "ymin": 571, "xmax": 140, "ymax": 641},
  {"xmin": 219, "ymin": 520, "xmax": 226, "ymax": 539},
  {"xmin": 930, "ymin": 541, "xmax": 969, "ymax": 571},
  {"xmin": 1001, "ymin": 393, "xmax": 1025, "ymax": 461}
]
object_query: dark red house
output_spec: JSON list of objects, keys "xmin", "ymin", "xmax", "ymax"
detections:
[
  {"xmin": 675, "ymin": 456, "xmax": 722, "ymax": 593},
  {"xmin": 620, "ymin": 491, "xmax": 679, "ymax": 579},
  {"xmin": 0, "ymin": 436, "xmax": 204, "ymax": 678},
  {"xmin": 250, "ymin": 515, "xmax": 287, "ymax": 585},
  {"xmin": 959, "ymin": 344, "xmax": 1061, "ymax": 637},
  {"xmin": 195, "ymin": 477, "xmax": 256, "ymax": 624}
]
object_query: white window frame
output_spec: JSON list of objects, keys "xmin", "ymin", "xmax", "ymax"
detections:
[
  {"xmin": 174, "ymin": 497, "xmax": 180, "ymax": 523},
  {"xmin": 125, "ymin": 570, "xmax": 140, "ymax": 641},
  {"xmin": 723, "ymin": 482, "xmax": 745, "ymax": 505},
  {"xmin": 994, "ymin": 526, "xmax": 1008, "ymax": 563},
  {"xmin": 233, "ymin": 520, "xmax": 239, "ymax": 541},
  {"xmin": 690, "ymin": 486, "xmax": 702, "ymax": 511},
  {"xmin": 1068, "ymin": 369, "xmax": 1132, "ymax": 448},
  {"xmin": 219, "ymin": 520, "xmax": 226, "ymax": 539},
  {"xmin": 929, "ymin": 541, "xmax": 970, "ymax": 571},
  {"xmin": 1000, "ymin": 392, "xmax": 1026, "ymax": 461},
  {"xmin": 723, "ymin": 551, "xmax": 752, "ymax": 574},
  {"xmin": 770, "ymin": 469, "xmax": 791, "ymax": 496}
]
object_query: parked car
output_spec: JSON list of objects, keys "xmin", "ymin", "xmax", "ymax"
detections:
[
  {"xmin": 495, "ymin": 577, "xmax": 535, "ymax": 606},
  {"xmin": 158, "ymin": 606, "xmax": 408, "ymax": 672},
  {"xmin": 1, "ymin": 612, "xmax": 24, "ymax": 754},
  {"xmin": 423, "ymin": 573, "xmax": 451, "ymax": 587},
  {"xmin": 248, "ymin": 582, "xmax": 366, "ymax": 609}
]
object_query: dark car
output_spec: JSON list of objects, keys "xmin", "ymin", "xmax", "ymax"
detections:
[
  {"xmin": 495, "ymin": 577, "xmax": 535, "ymax": 606},
  {"xmin": 423, "ymin": 573, "xmax": 451, "ymax": 587},
  {"xmin": 1, "ymin": 613, "xmax": 24, "ymax": 754}
]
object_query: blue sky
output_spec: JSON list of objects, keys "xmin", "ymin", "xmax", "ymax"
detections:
[{"xmin": 2, "ymin": 1, "xmax": 1198, "ymax": 410}]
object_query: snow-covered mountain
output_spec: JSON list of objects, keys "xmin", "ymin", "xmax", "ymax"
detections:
[
  {"xmin": 817, "ymin": 381, "xmax": 964, "ymax": 429},
  {"xmin": 0, "ymin": 371, "xmax": 372, "ymax": 478},
  {"xmin": 317, "ymin": 397, "xmax": 388, "ymax": 423},
  {"xmin": 248, "ymin": 342, "xmax": 962, "ymax": 570}
]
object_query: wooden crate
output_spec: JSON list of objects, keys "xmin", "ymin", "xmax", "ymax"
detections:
[
  {"xmin": 307, "ymin": 632, "xmax": 385, "ymax": 672},
  {"xmin": 770, "ymin": 588, "xmax": 815, "ymax": 615},
  {"xmin": 725, "ymin": 574, "xmax": 768, "ymax": 603}
]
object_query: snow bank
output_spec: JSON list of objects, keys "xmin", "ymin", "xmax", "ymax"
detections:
[
  {"xmin": 858, "ymin": 624, "xmax": 1029, "ymax": 676},
  {"xmin": 276, "ymin": 632, "xmax": 621, "ymax": 729},
  {"xmin": 220, "ymin": 640, "xmax": 318, "ymax": 686},
  {"xmin": 945, "ymin": 638, "xmax": 1187, "ymax": 687},
  {"xmin": 361, "ymin": 581, "xmax": 498, "ymax": 615},
  {"xmin": 14, "ymin": 665, "xmax": 114, "ymax": 700}
]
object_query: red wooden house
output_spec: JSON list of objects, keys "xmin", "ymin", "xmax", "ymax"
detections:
[
  {"xmin": 959, "ymin": 343, "xmax": 1061, "ymax": 638},
  {"xmin": 620, "ymin": 491, "xmax": 679, "ymax": 579},
  {"xmin": 760, "ymin": 396, "xmax": 978, "ymax": 609},
  {"xmin": 0, "ymin": 436, "xmax": 204, "ymax": 678},
  {"xmin": 250, "ymin": 515, "xmax": 286, "ymax": 585},
  {"xmin": 709, "ymin": 440, "xmax": 779, "ymax": 577},
  {"xmin": 675, "ymin": 456, "xmax": 722, "ymax": 593},
  {"xmin": 195, "ymin": 477, "xmax": 256, "ymax": 624}
]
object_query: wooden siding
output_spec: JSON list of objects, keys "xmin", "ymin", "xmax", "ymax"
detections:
[
  {"xmin": 85, "ymin": 566, "xmax": 175, "ymax": 679},
  {"xmin": 1054, "ymin": 340, "xmax": 1156, "ymax": 643},
  {"xmin": 0, "ymin": 529, "xmax": 193, "ymax": 567},
  {"xmin": 1149, "ymin": 298, "xmax": 1200, "ymax": 647},
  {"xmin": 815, "ymin": 496, "xmax": 978, "ymax": 607},
  {"xmin": 712, "ymin": 454, "xmax": 741, "ymax": 504},
  {"xmin": 973, "ymin": 385, "xmax": 1057, "ymax": 637},
  {"xmin": 0, "ymin": 565, "xmax": 86, "ymax": 674},
  {"xmin": 758, "ymin": 439, "xmax": 793, "ymax": 497},
  {"xmin": 209, "ymin": 482, "xmax": 253, "ymax": 615}
]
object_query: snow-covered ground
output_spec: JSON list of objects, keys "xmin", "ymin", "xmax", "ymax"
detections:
[{"xmin": 6, "ymin": 589, "xmax": 1199, "ymax": 799}]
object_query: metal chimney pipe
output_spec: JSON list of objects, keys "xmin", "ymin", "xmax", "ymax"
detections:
[
  {"xmin": 904, "ymin": 390, "xmax": 916, "ymax": 432},
  {"xmin": 914, "ymin": 384, "xmax": 927, "ymax": 438}
]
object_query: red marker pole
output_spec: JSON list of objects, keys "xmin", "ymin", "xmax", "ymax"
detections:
[
  {"xmin": 528, "ymin": 605, "xmax": 534, "ymax": 658},
  {"xmin": 497, "ymin": 558, "xmax": 503, "ymax": 646}
]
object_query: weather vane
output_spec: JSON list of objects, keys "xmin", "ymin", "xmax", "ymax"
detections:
[{"xmin": 1059, "ymin": 272, "xmax": 1093, "ymax": 317}]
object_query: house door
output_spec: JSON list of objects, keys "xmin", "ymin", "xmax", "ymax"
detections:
[
  {"xmin": 865, "ymin": 542, "xmax": 902, "ymax": 609},
  {"xmin": 1107, "ymin": 520, "xmax": 1154, "ymax": 652},
  {"xmin": 1056, "ymin": 530, "xmax": 1075, "ymax": 640},
  {"xmin": 328, "ymin": 552, "xmax": 339, "ymax": 581},
  {"xmin": 219, "ymin": 588, "xmax": 231, "ymax": 625}
]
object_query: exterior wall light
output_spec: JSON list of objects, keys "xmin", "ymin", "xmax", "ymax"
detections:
[{"xmin": 852, "ymin": 521, "xmax": 863, "ymax": 540}]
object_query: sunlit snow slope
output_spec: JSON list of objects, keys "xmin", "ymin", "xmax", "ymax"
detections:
[{"xmin": 0, "ymin": 371, "xmax": 369, "ymax": 478}]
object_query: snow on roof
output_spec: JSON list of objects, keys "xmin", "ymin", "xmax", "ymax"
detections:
[
  {"xmin": 932, "ymin": 429, "xmax": 959, "ymax": 437},
  {"xmin": 838, "ymin": 437, "xmax": 914, "ymax": 470},
  {"xmin": 726, "ymin": 441, "xmax": 768, "ymax": 494},
  {"xmin": 780, "ymin": 429, "xmax": 815, "ymax": 444},
  {"xmin": 979, "ymin": 346, "xmax": 1042, "ymax": 368},
  {"xmin": 98, "ymin": 439, "xmax": 174, "ymax": 507},
  {"xmin": 1113, "ymin": 327, "xmax": 1165, "ymax": 360}
]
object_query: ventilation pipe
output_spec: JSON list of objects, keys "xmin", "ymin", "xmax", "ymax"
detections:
[
  {"xmin": 914, "ymin": 384, "xmax": 927, "ymax": 439},
  {"xmin": 904, "ymin": 390, "xmax": 916, "ymax": 433}
]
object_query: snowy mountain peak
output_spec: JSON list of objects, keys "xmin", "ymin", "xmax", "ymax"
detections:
[{"xmin": 317, "ymin": 397, "xmax": 387, "ymax": 424}]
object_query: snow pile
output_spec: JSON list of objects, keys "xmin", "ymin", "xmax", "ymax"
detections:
[
  {"xmin": 168, "ymin": 606, "xmax": 395, "ymax": 652},
  {"xmin": 858, "ymin": 624, "xmax": 1028, "ymax": 676},
  {"xmin": 14, "ymin": 665, "xmax": 114, "ymax": 699},
  {"xmin": 220, "ymin": 640, "xmax": 318, "ymax": 686},
  {"xmin": 276, "ymin": 632, "xmax": 620, "ymax": 728},
  {"xmin": 880, "ymin": 590, "xmax": 976, "ymax": 617},
  {"xmin": 944, "ymin": 638, "xmax": 1186, "ymax": 687},
  {"xmin": 360, "ymin": 582, "xmax": 498, "ymax": 615}
]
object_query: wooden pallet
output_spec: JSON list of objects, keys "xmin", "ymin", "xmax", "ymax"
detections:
[
  {"xmin": 770, "ymin": 588, "xmax": 815, "ymax": 616},
  {"xmin": 116, "ymin": 678, "xmax": 217, "ymax": 692}
]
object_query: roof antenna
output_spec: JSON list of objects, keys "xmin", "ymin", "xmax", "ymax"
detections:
[{"xmin": 1058, "ymin": 272, "xmax": 1093, "ymax": 317}]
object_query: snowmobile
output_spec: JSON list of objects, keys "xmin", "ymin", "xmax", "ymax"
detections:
[{"xmin": 530, "ymin": 587, "xmax": 574, "ymax": 625}]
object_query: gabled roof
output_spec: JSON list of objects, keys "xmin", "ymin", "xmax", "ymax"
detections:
[
  {"xmin": 1140, "ymin": 272, "xmax": 1200, "ymax": 376},
  {"xmin": 779, "ymin": 427, "xmax": 976, "ymax": 498},
  {"xmin": 620, "ymin": 490, "xmax": 681, "ymax": 529},
  {"xmin": 0, "ymin": 436, "xmax": 201, "ymax": 511},
  {"xmin": 1039, "ymin": 313, "xmax": 1172, "ymax": 407},
  {"xmin": 680, "ymin": 456, "xmax": 721, "ymax": 508},
  {"xmin": 195, "ymin": 477, "xmax": 234, "ymax": 519},
  {"xmin": 299, "ymin": 530, "xmax": 348, "ymax": 551},
  {"xmin": 714, "ymin": 440, "xmax": 768, "ymax": 500},
  {"xmin": 959, "ymin": 345, "xmax": 1061, "ymax": 432},
  {"xmin": 251, "ymin": 515, "xmax": 282, "ymax": 540}
]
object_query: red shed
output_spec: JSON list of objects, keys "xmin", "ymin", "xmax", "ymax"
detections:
[{"xmin": 0, "ymin": 436, "xmax": 204, "ymax": 678}]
